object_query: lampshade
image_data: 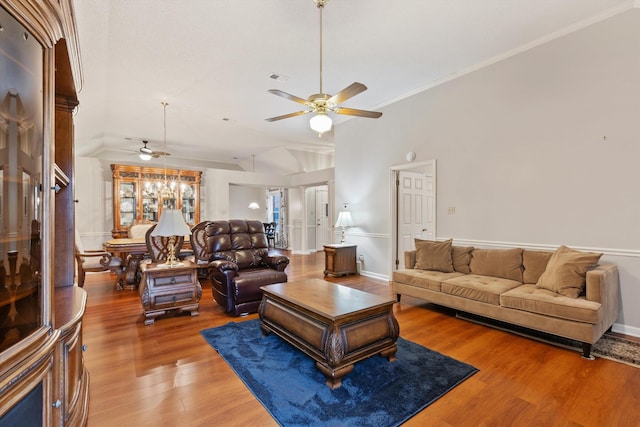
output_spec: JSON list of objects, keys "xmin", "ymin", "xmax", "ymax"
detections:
[
  {"xmin": 310, "ymin": 112, "xmax": 332, "ymax": 134},
  {"xmin": 248, "ymin": 202, "xmax": 260, "ymax": 210},
  {"xmin": 335, "ymin": 211, "xmax": 353, "ymax": 228},
  {"xmin": 139, "ymin": 153, "xmax": 152, "ymax": 161},
  {"xmin": 152, "ymin": 209, "xmax": 192, "ymax": 237}
]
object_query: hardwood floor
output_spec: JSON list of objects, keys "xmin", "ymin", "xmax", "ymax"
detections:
[{"xmin": 83, "ymin": 251, "xmax": 640, "ymax": 426}]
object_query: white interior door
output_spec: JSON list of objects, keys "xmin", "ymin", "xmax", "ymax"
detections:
[
  {"xmin": 305, "ymin": 187, "xmax": 316, "ymax": 250},
  {"xmin": 315, "ymin": 186, "xmax": 330, "ymax": 249},
  {"xmin": 397, "ymin": 170, "xmax": 435, "ymax": 269}
]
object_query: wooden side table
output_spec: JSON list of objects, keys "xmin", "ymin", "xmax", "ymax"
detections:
[
  {"xmin": 323, "ymin": 244, "xmax": 357, "ymax": 277},
  {"xmin": 139, "ymin": 260, "xmax": 202, "ymax": 325}
]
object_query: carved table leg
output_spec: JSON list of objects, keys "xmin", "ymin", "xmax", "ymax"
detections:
[
  {"xmin": 121, "ymin": 253, "xmax": 144, "ymax": 289},
  {"xmin": 316, "ymin": 362, "xmax": 354, "ymax": 390},
  {"xmin": 380, "ymin": 343, "xmax": 398, "ymax": 362}
]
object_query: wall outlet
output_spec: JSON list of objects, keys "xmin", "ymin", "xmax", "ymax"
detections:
[
  {"xmin": 448, "ymin": 206, "xmax": 456, "ymax": 215},
  {"xmin": 358, "ymin": 254, "xmax": 365, "ymax": 262}
]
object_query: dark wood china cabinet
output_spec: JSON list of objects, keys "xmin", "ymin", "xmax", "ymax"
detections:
[
  {"xmin": 111, "ymin": 164, "xmax": 201, "ymax": 238},
  {"xmin": 0, "ymin": 1, "xmax": 89, "ymax": 425}
]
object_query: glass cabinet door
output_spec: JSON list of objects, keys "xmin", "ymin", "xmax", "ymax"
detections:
[
  {"xmin": 141, "ymin": 181, "xmax": 159, "ymax": 222},
  {"xmin": 118, "ymin": 181, "xmax": 136, "ymax": 227},
  {"xmin": 180, "ymin": 183, "xmax": 196, "ymax": 225},
  {"xmin": 0, "ymin": 6, "xmax": 44, "ymax": 352}
]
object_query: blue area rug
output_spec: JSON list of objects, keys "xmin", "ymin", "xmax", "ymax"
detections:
[{"xmin": 200, "ymin": 319, "xmax": 478, "ymax": 427}]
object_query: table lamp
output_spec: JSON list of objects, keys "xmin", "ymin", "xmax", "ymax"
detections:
[
  {"xmin": 334, "ymin": 208, "xmax": 353, "ymax": 244},
  {"xmin": 151, "ymin": 208, "xmax": 192, "ymax": 267}
]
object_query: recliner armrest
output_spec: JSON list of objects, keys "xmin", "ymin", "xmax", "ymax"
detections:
[
  {"xmin": 208, "ymin": 259, "xmax": 239, "ymax": 272},
  {"xmin": 262, "ymin": 255, "xmax": 290, "ymax": 272}
]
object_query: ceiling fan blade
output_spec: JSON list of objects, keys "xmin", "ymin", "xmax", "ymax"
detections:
[
  {"xmin": 152, "ymin": 151, "xmax": 170, "ymax": 157},
  {"xmin": 327, "ymin": 82, "xmax": 367, "ymax": 105},
  {"xmin": 268, "ymin": 89, "xmax": 311, "ymax": 106},
  {"xmin": 333, "ymin": 107, "xmax": 382, "ymax": 118},
  {"xmin": 265, "ymin": 111, "xmax": 311, "ymax": 122}
]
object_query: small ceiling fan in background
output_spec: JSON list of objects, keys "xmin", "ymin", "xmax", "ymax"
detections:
[
  {"xmin": 124, "ymin": 140, "xmax": 171, "ymax": 161},
  {"xmin": 265, "ymin": 0, "xmax": 382, "ymax": 136}
]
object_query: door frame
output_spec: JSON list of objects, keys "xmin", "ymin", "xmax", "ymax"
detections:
[{"xmin": 389, "ymin": 159, "xmax": 436, "ymax": 277}]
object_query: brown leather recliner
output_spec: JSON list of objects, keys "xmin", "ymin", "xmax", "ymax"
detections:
[{"xmin": 204, "ymin": 219, "xmax": 289, "ymax": 316}]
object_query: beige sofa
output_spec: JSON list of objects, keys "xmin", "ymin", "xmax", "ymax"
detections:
[{"xmin": 391, "ymin": 241, "xmax": 620, "ymax": 359}]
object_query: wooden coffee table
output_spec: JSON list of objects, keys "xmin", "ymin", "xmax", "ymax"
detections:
[{"xmin": 259, "ymin": 279, "xmax": 399, "ymax": 389}]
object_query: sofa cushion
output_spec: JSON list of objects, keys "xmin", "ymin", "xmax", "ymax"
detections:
[
  {"xmin": 414, "ymin": 239, "xmax": 454, "ymax": 273},
  {"xmin": 500, "ymin": 284, "xmax": 601, "ymax": 324},
  {"xmin": 536, "ymin": 246, "xmax": 602, "ymax": 298},
  {"xmin": 523, "ymin": 250, "xmax": 553, "ymax": 284},
  {"xmin": 442, "ymin": 274, "xmax": 522, "ymax": 305},
  {"xmin": 393, "ymin": 269, "xmax": 464, "ymax": 292},
  {"xmin": 469, "ymin": 248, "xmax": 523, "ymax": 282},
  {"xmin": 452, "ymin": 246, "xmax": 473, "ymax": 274}
]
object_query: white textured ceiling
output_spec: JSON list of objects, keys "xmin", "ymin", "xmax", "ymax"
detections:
[{"xmin": 72, "ymin": 0, "xmax": 633, "ymax": 173}]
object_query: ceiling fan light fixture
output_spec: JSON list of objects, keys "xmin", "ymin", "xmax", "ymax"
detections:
[
  {"xmin": 139, "ymin": 152, "xmax": 152, "ymax": 161},
  {"xmin": 265, "ymin": 0, "xmax": 381, "ymax": 128},
  {"xmin": 310, "ymin": 112, "xmax": 332, "ymax": 134}
]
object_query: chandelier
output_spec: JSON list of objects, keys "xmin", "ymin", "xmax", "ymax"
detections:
[{"xmin": 159, "ymin": 101, "xmax": 176, "ymax": 207}]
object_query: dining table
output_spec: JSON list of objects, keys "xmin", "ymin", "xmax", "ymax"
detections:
[{"xmin": 103, "ymin": 237, "xmax": 192, "ymax": 290}]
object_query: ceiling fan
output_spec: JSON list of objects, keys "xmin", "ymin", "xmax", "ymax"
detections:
[
  {"xmin": 265, "ymin": 0, "xmax": 382, "ymax": 136},
  {"xmin": 129, "ymin": 140, "xmax": 170, "ymax": 161}
]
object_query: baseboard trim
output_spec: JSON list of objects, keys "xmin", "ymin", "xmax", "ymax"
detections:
[
  {"xmin": 359, "ymin": 270, "xmax": 389, "ymax": 282},
  {"xmin": 612, "ymin": 323, "xmax": 640, "ymax": 339}
]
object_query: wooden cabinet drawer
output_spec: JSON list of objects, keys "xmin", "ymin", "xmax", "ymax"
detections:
[
  {"xmin": 152, "ymin": 273, "xmax": 192, "ymax": 287},
  {"xmin": 152, "ymin": 289, "xmax": 196, "ymax": 308}
]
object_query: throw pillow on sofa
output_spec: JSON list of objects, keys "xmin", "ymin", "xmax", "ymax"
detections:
[
  {"xmin": 452, "ymin": 246, "xmax": 473, "ymax": 273},
  {"xmin": 414, "ymin": 239, "xmax": 454, "ymax": 273},
  {"xmin": 535, "ymin": 245, "xmax": 602, "ymax": 298},
  {"xmin": 522, "ymin": 250, "xmax": 553, "ymax": 284},
  {"xmin": 469, "ymin": 248, "xmax": 523, "ymax": 282}
]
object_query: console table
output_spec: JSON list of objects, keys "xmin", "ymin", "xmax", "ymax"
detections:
[{"xmin": 323, "ymin": 244, "xmax": 357, "ymax": 277}]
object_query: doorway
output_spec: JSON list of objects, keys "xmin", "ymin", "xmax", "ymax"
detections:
[
  {"xmin": 390, "ymin": 160, "xmax": 436, "ymax": 273},
  {"xmin": 266, "ymin": 188, "xmax": 288, "ymax": 249},
  {"xmin": 304, "ymin": 185, "xmax": 330, "ymax": 252}
]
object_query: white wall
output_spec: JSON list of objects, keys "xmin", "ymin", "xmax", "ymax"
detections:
[
  {"xmin": 335, "ymin": 9, "xmax": 640, "ymax": 334},
  {"xmin": 229, "ymin": 184, "xmax": 268, "ymax": 221},
  {"xmin": 75, "ymin": 160, "xmax": 334, "ymax": 253},
  {"xmin": 74, "ymin": 158, "xmax": 114, "ymax": 249}
]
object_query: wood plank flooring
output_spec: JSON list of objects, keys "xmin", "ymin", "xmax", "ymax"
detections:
[{"xmin": 82, "ymin": 251, "xmax": 640, "ymax": 426}]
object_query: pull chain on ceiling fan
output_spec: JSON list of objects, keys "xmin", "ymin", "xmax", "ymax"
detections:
[{"xmin": 265, "ymin": 0, "xmax": 382, "ymax": 137}]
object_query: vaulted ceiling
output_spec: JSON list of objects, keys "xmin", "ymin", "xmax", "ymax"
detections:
[{"xmin": 72, "ymin": 0, "xmax": 632, "ymax": 174}]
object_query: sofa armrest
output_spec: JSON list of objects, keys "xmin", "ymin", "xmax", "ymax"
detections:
[
  {"xmin": 404, "ymin": 251, "xmax": 416, "ymax": 269},
  {"xmin": 585, "ymin": 262, "xmax": 619, "ymax": 326},
  {"xmin": 263, "ymin": 255, "xmax": 290, "ymax": 272}
]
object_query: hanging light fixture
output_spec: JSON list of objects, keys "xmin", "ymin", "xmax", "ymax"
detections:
[
  {"xmin": 138, "ymin": 141, "xmax": 153, "ymax": 161},
  {"xmin": 265, "ymin": 0, "xmax": 382, "ymax": 136},
  {"xmin": 248, "ymin": 154, "xmax": 260, "ymax": 210},
  {"xmin": 159, "ymin": 101, "xmax": 175, "ymax": 207},
  {"xmin": 309, "ymin": 0, "xmax": 331, "ymax": 135},
  {"xmin": 309, "ymin": 112, "xmax": 332, "ymax": 134}
]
